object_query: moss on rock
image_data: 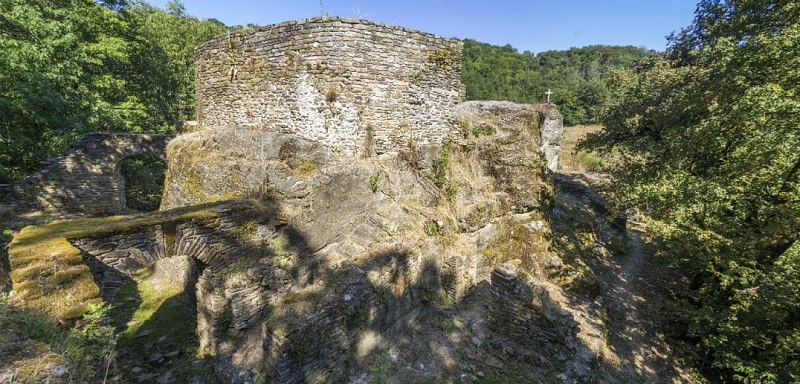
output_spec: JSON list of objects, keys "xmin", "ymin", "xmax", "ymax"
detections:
[{"xmin": 6, "ymin": 201, "xmax": 246, "ymax": 320}]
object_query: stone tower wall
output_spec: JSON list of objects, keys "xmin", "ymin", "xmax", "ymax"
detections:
[{"xmin": 194, "ymin": 17, "xmax": 464, "ymax": 155}]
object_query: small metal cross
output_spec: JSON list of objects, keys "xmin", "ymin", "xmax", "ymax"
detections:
[{"xmin": 545, "ymin": 89, "xmax": 553, "ymax": 103}]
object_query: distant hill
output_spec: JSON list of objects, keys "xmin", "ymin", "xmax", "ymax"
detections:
[{"xmin": 461, "ymin": 39, "xmax": 654, "ymax": 125}]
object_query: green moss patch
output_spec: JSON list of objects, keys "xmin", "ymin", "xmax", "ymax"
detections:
[
  {"xmin": 482, "ymin": 219, "xmax": 551, "ymax": 275},
  {"xmin": 110, "ymin": 277, "xmax": 212, "ymax": 383},
  {"xmin": 7, "ymin": 201, "xmax": 249, "ymax": 320}
]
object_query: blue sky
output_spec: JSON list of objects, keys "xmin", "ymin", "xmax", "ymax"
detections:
[{"xmin": 147, "ymin": 0, "xmax": 699, "ymax": 54}]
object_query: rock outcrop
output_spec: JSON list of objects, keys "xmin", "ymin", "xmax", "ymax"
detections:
[
  {"xmin": 454, "ymin": 100, "xmax": 564, "ymax": 171},
  {"xmin": 3, "ymin": 18, "xmax": 600, "ymax": 384}
]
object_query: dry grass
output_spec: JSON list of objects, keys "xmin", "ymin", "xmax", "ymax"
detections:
[{"xmin": 560, "ymin": 124, "xmax": 606, "ymax": 173}]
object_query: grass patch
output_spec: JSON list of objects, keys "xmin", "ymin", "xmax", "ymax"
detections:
[
  {"xmin": 368, "ymin": 355, "xmax": 391, "ymax": 384},
  {"xmin": 295, "ymin": 161, "xmax": 317, "ymax": 177},
  {"xmin": 369, "ymin": 172, "xmax": 380, "ymax": 193},
  {"xmin": 234, "ymin": 220, "xmax": 259, "ymax": 239},
  {"xmin": 482, "ymin": 219, "xmax": 551, "ymax": 276},
  {"xmin": 559, "ymin": 124, "xmax": 607, "ymax": 172},
  {"xmin": 0, "ymin": 296, "xmax": 115, "ymax": 382},
  {"xmin": 110, "ymin": 277, "xmax": 212, "ymax": 383},
  {"xmin": 120, "ymin": 155, "xmax": 166, "ymax": 212}
]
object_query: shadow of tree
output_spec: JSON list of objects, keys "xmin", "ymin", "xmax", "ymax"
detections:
[
  {"xmin": 549, "ymin": 172, "xmax": 688, "ymax": 383},
  {"xmin": 65, "ymin": 183, "xmax": 673, "ymax": 383}
]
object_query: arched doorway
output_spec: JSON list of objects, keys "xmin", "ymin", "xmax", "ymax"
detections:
[{"xmin": 120, "ymin": 155, "xmax": 167, "ymax": 212}]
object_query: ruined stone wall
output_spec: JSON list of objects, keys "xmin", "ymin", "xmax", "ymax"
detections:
[
  {"xmin": 489, "ymin": 264, "xmax": 579, "ymax": 355},
  {"xmin": 57, "ymin": 202, "xmax": 458, "ymax": 383},
  {"xmin": 70, "ymin": 211, "xmax": 250, "ymax": 303},
  {"xmin": 194, "ymin": 17, "xmax": 464, "ymax": 155},
  {"xmin": 0, "ymin": 133, "xmax": 171, "ymax": 217}
]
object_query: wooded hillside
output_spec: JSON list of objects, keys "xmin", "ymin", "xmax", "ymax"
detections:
[{"xmin": 462, "ymin": 40, "xmax": 652, "ymax": 125}]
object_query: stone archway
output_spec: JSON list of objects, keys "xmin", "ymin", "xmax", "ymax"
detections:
[
  {"xmin": 119, "ymin": 154, "xmax": 167, "ymax": 212},
  {"xmin": 2, "ymin": 133, "xmax": 171, "ymax": 217}
]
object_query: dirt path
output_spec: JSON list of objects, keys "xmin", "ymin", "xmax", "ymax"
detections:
[
  {"xmin": 552, "ymin": 172, "xmax": 695, "ymax": 383},
  {"xmin": 606, "ymin": 227, "xmax": 699, "ymax": 383}
]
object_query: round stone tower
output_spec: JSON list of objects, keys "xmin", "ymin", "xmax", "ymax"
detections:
[{"xmin": 194, "ymin": 17, "xmax": 465, "ymax": 156}]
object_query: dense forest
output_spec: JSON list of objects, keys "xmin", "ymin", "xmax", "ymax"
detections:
[
  {"xmin": 462, "ymin": 40, "xmax": 652, "ymax": 125},
  {"xmin": 583, "ymin": 1, "xmax": 799, "ymax": 381},
  {"xmin": 0, "ymin": 0, "xmax": 226, "ymax": 183}
]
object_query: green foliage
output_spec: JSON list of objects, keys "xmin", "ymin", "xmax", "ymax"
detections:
[
  {"xmin": 384, "ymin": 221, "xmax": 399, "ymax": 237},
  {"xmin": 0, "ymin": 296, "xmax": 114, "ymax": 381},
  {"xmin": 252, "ymin": 363, "xmax": 268, "ymax": 384},
  {"xmin": 457, "ymin": 118, "xmax": 470, "ymax": 134},
  {"xmin": 431, "ymin": 146, "xmax": 451, "ymax": 188},
  {"xmin": 458, "ymin": 362, "xmax": 485, "ymax": 382},
  {"xmin": 215, "ymin": 305, "xmax": 233, "ymax": 337},
  {"xmin": 0, "ymin": 0, "xmax": 225, "ymax": 183},
  {"xmin": 470, "ymin": 122, "xmax": 496, "ymax": 138},
  {"xmin": 368, "ymin": 355, "xmax": 391, "ymax": 384},
  {"xmin": 462, "ymin": 39, "xmax": 652, "ymax": 125},
  {"xmin": 63, "ymin": 303, "xmax": 115, "ymax": 379},
  {"xmin": 120, "ymin": 155, "xmax": 166, "ymax": 212},
  {"xmin": 234, "ymin": 220, "xmax": 259, "ymax": 238},
  {"xmin": 295, "ymin": 161, "xmax": 318, "ymax": 177},
  {"xmin": 369, "ymin": 172, "xmax": 380, "ymax": 193},
  {"xmin": 421, "ymin": 287, "xmax": 437, "ymax": 305},
  {"xmin": 129, "ymin": 1, "xmax": 227, "ymax": 124},
  {"xmin": 427, "ymin": 46, "xmax": 460, "ymax": 71},
  {"xmin": 572, "ymin": 151, "xmax": 605, "ymax": 172},
  {"xmin": 583, "ymin": 1, "xmax": 800, "ymax": 381},
  {"xmin": 428, "ymin": 146, "xmax": 459, "ymax": 202},
  {"xmin": 423, "ymin": 221, "xmax": 440, "ymax": 236}
]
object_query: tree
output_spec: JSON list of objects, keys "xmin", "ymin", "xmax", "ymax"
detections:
[
  {"xmin": 128, "ymin": 1, "xmax": 226, "ymax": 124},
  {"xmin": 460, "ymin": 39, "xmax": 652, "ymax": 125},
  {"xmin": 0, "ymin": 0, "xmax": 132, "ymax": 181},
  {"xmin": 583, "ymin": 1, "xmax": 800, "ymax": 381},
  {"xmin": 0, "ymin": 0, "xmax": 225, "ymax": 183}
]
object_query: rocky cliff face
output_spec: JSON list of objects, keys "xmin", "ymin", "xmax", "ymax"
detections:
[
  {"xmin": 453, "ymin": 101, "xmax": 563, "ymax": 171},
  {"xmin": 6, "ymin": 99, "xmax": 672, "ymax": 383},
  {"xmin": 144, "ymin": 100, "xmax": 572, "ymax": 382}
]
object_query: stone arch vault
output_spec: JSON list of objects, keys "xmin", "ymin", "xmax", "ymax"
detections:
[{"xmin": 0, "ymin": 133, "xmax": 172, "ymax": 217}]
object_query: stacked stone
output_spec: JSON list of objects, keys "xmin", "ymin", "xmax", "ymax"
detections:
[
  {"xmin": 173, "ymin": 216, "xmax": 244, "ymax": 270},
  {"xmin": 489, "ymin": 264, "xmax": 562, "ymax": 346},
  {"xmin": 194, "ymin": 17, "xmax": 464, "ymax": 156},
  {"xmin": 0, "ymin": 133, "xmax": 171, "ymax": 217},
  {"xmin": 72, "ymin": 228, "xmax": 167, "ymax": 302},
  {"xmin": 69, "ymin": 202, "xmax": 259, "ymax": 304}
]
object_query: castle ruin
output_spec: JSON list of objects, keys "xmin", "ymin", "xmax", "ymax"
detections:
[{"xmin": 194, "ymin": 17, "xmax": 465, "ymax": 156}]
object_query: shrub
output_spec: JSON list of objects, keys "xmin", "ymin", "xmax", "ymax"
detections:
[
  {"xmin": 295, "ymin": 161, "xmax": 317, "ymax": 177},
  {"xmin": 369, "ymin": 172, "xmax": 379, "ymax": 193}
]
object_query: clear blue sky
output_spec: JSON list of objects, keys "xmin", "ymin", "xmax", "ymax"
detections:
[{"xmin": 147, "ymin": 0, "xmax": 700, "ymax": 54}]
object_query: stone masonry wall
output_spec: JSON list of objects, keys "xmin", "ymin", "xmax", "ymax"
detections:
[
  {"xmin": 69, "ymin": 203, "xmax": 254, "ymax": 303},
  {"xmin": 0, "ymin": 133, "xmax": 171, "ymax": 217},
  {"xmin": 194, "ymin": 17, "xmax": 464, "ymax": 155},
  {"xmin": 60, "ymin": 202, "xmax": 457, "ymax": 383},
  {"xmin": 489, "ymin": 263, "xmax": 579, "ymax": 356}
]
